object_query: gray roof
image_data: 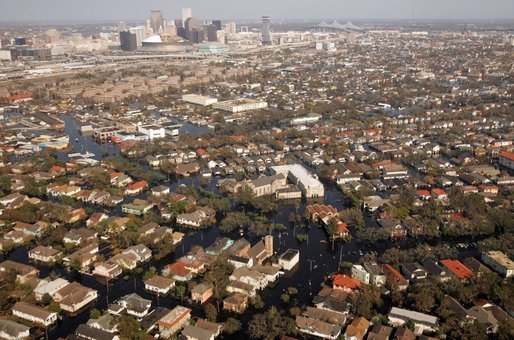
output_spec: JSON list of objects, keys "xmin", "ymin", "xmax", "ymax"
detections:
[{"xmin": 0, "ymin": 319, "xmax": 30, "ymax": 338}]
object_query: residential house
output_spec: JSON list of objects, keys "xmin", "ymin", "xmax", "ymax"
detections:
[
  {"xmin": 34, "ymin": 278, "xmax": 69, "ymax": 301},
  {"xmin": 387, "ymin": 307, "xmax": 439, "ymax": 335},
  {"xmin": 351, "ymin": 265, "xmax": 370, "ymax": 284},
  {"xmin": 223, "ymin": 292, "xmax": 249, "ymax": 314},
  {"xmin": 74, "ymin": 324, "xmax": 119, "ymax": 340},
  {"xmin": 0, "ymin": 260, "xmax": 38, "ymax": 284},
  {"xmin": 440, "ymin": 259, "xmax": 473, "ymax": 281},
  {"xmin": 12, "ymin": 301, "xmax": 58, "ymax": 327},
  {"xmin": 28, "ymin": 245, "xmax": 62, "ymax": 264},
  {"xmin": 230, "ymin": 266, "xmax": 268, "ymax": 290},
  {"xmin": 157, "ymin": 306, "xmax": 192, "ymax": 338},
  {"xmin": 54, "ymin": 282, "xmax": 98, "ymax": 313},
  {"xmin": 0, "ymin": 320, "xmax": 30, "ymax": 340},
  {"xmin": 481, "ymin": 251, "xmax": 514, "ymax": 278},
  {"xmin": 332, "ymin": 274, "xmax": 361, "ymax": 293},
  {"xmin": 124, "ymin": 180, "xmax": 149, "ymax": 195},
  {"xmin": 363, "ymin": 263, "xmax": 386, "ymax": 286},
  {"xmin": 93, "ymin": 262, "xmax": 123, "ymax": 279},
  {"xmin": 118, "ymin": 293, "xmax": 152, "ymax": 319},
  {"xmin": 191, "ymin": 283, "xmax": 213, "ymax": 304},
  {"xmin": 296, "ymin": 315, "xmax": 341, "ymax": 340},
  {"xmin": 145, "ymin": 275, "xmax": 176, "ymax": 295},
  {"xmin": 401, "ymin": 262, "xmax": 428, "ymax": 282},
  {"xmin": 344, "ymin": 316, "xmax": 370, "ymax": 340},
  {"xmin": 367, "ymin": 325, "xmax": 393, "ymax": 340},
  {"xmin": 382, "ymin": 264, "xmax": 409, "ymax": 290}
]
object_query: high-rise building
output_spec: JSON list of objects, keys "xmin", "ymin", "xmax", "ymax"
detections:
[
  {"xmin": 225, "ymin": 22, "xmax": 236, "ymax": 35},
  {"xmin": 181, "ymin": 8, "xmax": 192, "ymax": 27},
  {"xmin": 262, "ymin": 16, "xmax": 272, "ymax": 45},
  {"xmin": 190, "ymin": 29, "xmax": 205, "ymax": 44},
  {"xmin": 204, "ymin": 24, "xmax": 218, "ymax": 42},
  {"xmin": 184, "ymin": 17, "xmax": 201, "ymax": 41},
  {"xmin": 120, "ymin": 31, "xmax": 137, "ymax": 51},
  {"xmin": 212, "ymin": 20, "xmax": 222, "ymax": 30},
  {"xmin": 149, "ymin": 10, "xmax": 165, "ymax": 34},
  {"xmin": 129, "ymin": 26, "xmax": 147, "ymax": 47}
]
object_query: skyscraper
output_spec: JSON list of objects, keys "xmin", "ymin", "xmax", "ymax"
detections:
[
  {"xmin": 205, "ymin": 24, "xmax": 218, "ymax": 42},
  {"xmin": 120, "ymin": 31, "xmax": 137, "ymax": 51},
  {"xmin": 129, "ymin": 26, "xmax": 147, "ymax": 47},
  {"xmin": 262, "ymin": 16, "xmax": 272, "ymax": 45},
  {"xmin": 225, "ymin": 22, "xmax": 236, "ymax": 35},
  {"xmin": 212, "ymin": 20, "xmax": 222, "ymax": 30},
  {"xmin": 182, "ymin": 8, "xmax": 192, "ymax": 27},
  {"xmin": 184, "ymin": 17, "xmax": 200, "ymax": 41},
  {"xmin": 149, "ymin": 10, "xmax": 164, "ymax": 34}
]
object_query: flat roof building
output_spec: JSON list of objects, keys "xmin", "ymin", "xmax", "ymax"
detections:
[
  {"xmin": 182, "ymin": 94, "xmax": 218, "ymax": 106},
  {"xmin": 271, "ymin": 164, "xmax": 324, "ymax": 198},
  {"xmin": 212, "ymin": 98, "xmax": 268, "ymax": 113},
  {"xmin": 482, "ymin": 251, "xmax": 514, "ymax": 277}
]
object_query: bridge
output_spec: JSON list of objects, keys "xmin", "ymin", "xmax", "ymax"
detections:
[{"xmin": 307, "ymin": 20, "xmax": 365, "ymax": 32}]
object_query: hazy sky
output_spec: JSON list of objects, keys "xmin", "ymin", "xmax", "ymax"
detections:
[{"xmin": 1, "ymin": 0, "xmax": 513, "ymax": 22}]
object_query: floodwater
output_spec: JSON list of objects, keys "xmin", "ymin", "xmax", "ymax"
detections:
[{"xmin": 7, "ymin": 115, "xmax": 481, "ymax": 339}]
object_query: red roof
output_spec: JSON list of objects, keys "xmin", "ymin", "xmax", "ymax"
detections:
[
  {"xmin": 441, "ymin": 259, "xmax": 473, "ymax": 280},
  {"xmin": 110, "ymin": 172, "xmax": 123, "ymax": 180},
  {"xmin": 196, "ymin": 148, "xmax": 209, "ymax": 156},
  {"xmin": 382, "ymin": 264, "xmax": 409, "ymax": 286},
  {"xmin": 332, "ymin": 274, "xmax": 360, "ymax": 290},
  {"xmin": 167, "ymin": 261, "xmax": 192, "ymax": 277},
  {"xmin": 450, "ymin": 213, "xmax": 470, "ymax": 222},
  {"xmin": 431, "ymin": 188, "xmax": 447, "ymax": 196},
  {"xmin": 230, "ymin": 135, "xmax": 246, "ymax": 142},
  {"xmin": 50, "ymin": 165, "xmax": 64, "ymax": 172},
  {"xmin": 5, "ymin": 93, "xmax": 32, "ymax": 102},
  {"xmin": 500, "ymin": 151, "xmax": 514, "ymax": 162},
  {"xmin": 338, "ymin": 222, "xmax": 349, "ymax": 234},
  {"xmin": 417, "ymin": 189, "xmax": 431, "ymax": 197},
  {"xmin": 126, "ymin": 180, "xmax": 148, "ymax": 191}
]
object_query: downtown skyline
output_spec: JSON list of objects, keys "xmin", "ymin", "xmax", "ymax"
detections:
[{"xmin": 1, "ymin": 0, "xmax": 514, "ymax": 23}]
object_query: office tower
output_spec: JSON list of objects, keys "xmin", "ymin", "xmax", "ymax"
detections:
[
  {"xmin": 190, "ymin": 29, "xmax": 205, "ymax": 44},
  {"xmin": 120, "ymin": 31, "xmax": 137, "ymax": 51},
  {"xmin": 182, "ymin": 8, "xmax": 192, "ymax": 27},
  {"xmin": 205, "ymin": 24, "xmax": 218, "ymax": 42},
  {"xmin": 149, "ymin": 10, "xmax": 164, "ymax": 33},
  {"xmin": 212, "ymin": 20, "xmax": 222, "ymax": 30},
  {"xmin": 184, "ymin": 17, "xmax": 200, "ymax": 41},
  {"xmin": 262, "ymin": 16, "xmax": 272, "ymax": 45},
  {"xmin": 14, "ymin": 37, "xmax": 27, "ymax": 46},
  {"xmin": 225, "ymin": 22, "xmax": 236, "ymax": 34},
  {"xmin": 129, "ymin": 26, "xmax": 147, "ymax": 47}
]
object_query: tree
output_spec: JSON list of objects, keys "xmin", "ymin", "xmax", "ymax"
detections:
[
  {"xmin": 172, "ymin": 284, "xmax": 186, "ymax": 303},
  {"xmin": 204, "ymin": 303, "xmax": 217, "ymax": 322},
  {"xmin": 280, "ymin": 293, "xmax": 290, "ymax": 304},
  {"xmin": 327, "ymin": 217, "xmax": 339, "ymax": 250},
  {"xmin": 89, "ymin": 308, "xmax": 101, "ymax": 319},
  {"xmin": 204, "ymin": 252, "xmax": 234, "ymax": 312},
  {"xmin": 118, "ymin": 315, "xmax": 146, "ymax": 340},
  {"xmin": 224, "ymin": 317, "xmax": 241, "ymax": 335},
  {"xmin": 143, "ymin": 267, "xmax": 157, "ymax": 281},
  {"xmin": 248, "ymin": 306, "xmax": 296, "ymax": 339},
  {"xmin": 41, "ymin": 293, "xmax": 52, "ymax": 306}
]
